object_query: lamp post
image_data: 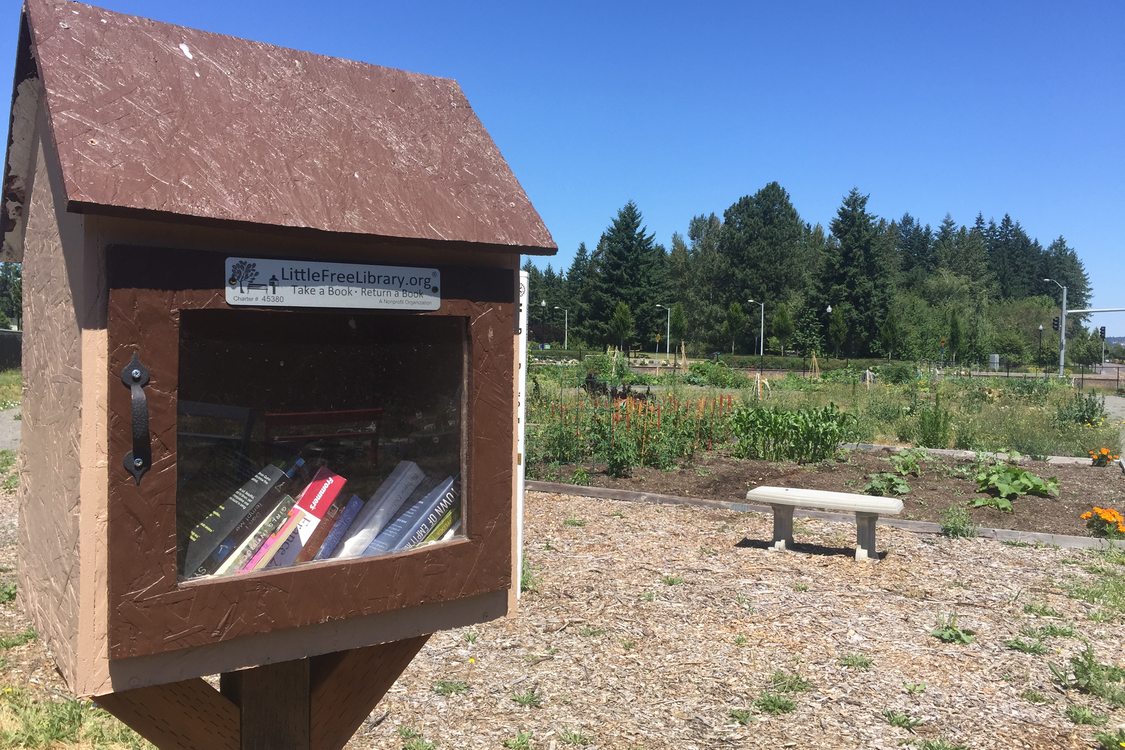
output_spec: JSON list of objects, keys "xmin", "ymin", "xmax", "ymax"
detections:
[
  {"xmin": 655, "ymin": 304, "xmax": 671, "ymax": 357},
  {"xmin": 1044, "ymin": 278, "xmax": 1067, "ymax": 377},
  {"xmin": 553, "ymin": 306, "xmax": 568, "ymax": 350},
  {"xmin": 748, "ymin": 298, "xmax": 765, "ymax": 374},
  {"xmin": 1037, "ymin": 324, "xmax": 1044, "ymax": 376}
]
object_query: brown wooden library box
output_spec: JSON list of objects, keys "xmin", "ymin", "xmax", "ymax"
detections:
[{"xmin": 7, "ymin": 0, "xmax": 554, "ymax": 697}]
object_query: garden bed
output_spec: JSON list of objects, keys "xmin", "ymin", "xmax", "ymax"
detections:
[{"xmin": 530, "ymin": 450, "xmax": 1125, "ymax": 539}]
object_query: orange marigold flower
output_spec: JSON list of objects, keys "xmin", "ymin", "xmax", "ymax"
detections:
[
  {"xmin": 1081, "ymin": 511, "xmax": 1093, "ymax": 520},
  {"xmin": 1101, "ymin": 448, "xmax": 1110, "ymax": 455}
]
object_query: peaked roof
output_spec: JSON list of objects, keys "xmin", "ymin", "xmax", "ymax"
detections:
[{"xmin": 3, "ymin": 0, "xmax": 555, "ymax": 257}]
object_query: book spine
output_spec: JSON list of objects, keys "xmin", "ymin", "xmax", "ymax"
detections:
[
  {"xmin": 245, "ymin": 467, "xmax": 346, "ymax": 572},
  {"xmin": 421, "ymin": 504, "xmax": 460, "ymax": 544},
  {"xmin": 214, "ymin": 495, "xmax": 296, "ymax": 576},
  {"xmin": 398, "ymin": 479, "xmax": 460, "ymax": 551},
  {"xmin": 333, "ymin": 462, "xmax": 425, "ymax": 559},
  {"xmin": 312, "ymin": 495, "xmax": 365, "ymax": 561},
  {"xmin": 292, "ymin": 495, "xmax": 347, "ymax": 564},
  {"xmin": 362, "ymin": 475, "xmax": 457, "ymax": 557},
  {"xmin": 440, "ymin": 517, "xmax": 462, "ymax": 542},
  {"xmin": 182, "ymin": 464, "xmax": 287, "ymax": 575}
]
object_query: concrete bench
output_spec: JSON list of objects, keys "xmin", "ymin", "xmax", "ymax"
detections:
[{"xmin": 745, "ymin": 486, "xmax": 903, "ymax": 561}]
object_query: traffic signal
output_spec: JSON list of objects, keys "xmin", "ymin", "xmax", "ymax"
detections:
[
  {"xmin": 1100, "ymin": 326, "xmax": 1106, "ymax": 340},
  {"xmin": 1052, "ymin": 317, "xmax": 1060, "ymax": 332}
]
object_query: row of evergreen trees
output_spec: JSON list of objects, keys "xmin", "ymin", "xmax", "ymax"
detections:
[{"xmin": 526, "ymin": 183, "xmax": 1101, "ymax": 365}]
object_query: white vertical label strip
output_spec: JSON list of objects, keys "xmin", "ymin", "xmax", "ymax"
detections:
[{"xmin": 515, "ymin": 270, "xmax": 529, "ymax": 599}]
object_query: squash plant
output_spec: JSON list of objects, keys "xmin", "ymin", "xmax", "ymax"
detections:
[{"xmin": 972, "ymin": 462, "xmax": 1058, "ymax": 512}]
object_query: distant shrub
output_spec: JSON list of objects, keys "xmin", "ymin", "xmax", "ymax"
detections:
[
  {"xmin": 876, "ymin": 362, "xmax": 916, "ymax": 384},
  {"xmin": 730, "ymin": 404, "xmax": 856, "ymax": 463},
  {"xmin": 684, "ymin": 360, "xmax": 750, "ymax": 388}
]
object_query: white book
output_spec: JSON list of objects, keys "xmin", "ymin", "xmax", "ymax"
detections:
[{"xmin": 332, "ymin": 461, "xmax": 425, "ymax": 559}]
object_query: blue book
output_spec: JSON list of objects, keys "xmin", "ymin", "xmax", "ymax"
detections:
[
  {"xmin": 362, "ymin": 475, "xmax": 460, "ymax": 557},
  {"xmin": 313, "ymin": 495, "xmax": 365, "ymax": 561}
]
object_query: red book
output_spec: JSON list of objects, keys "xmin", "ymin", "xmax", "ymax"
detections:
[{"xmin": 243, "ymin": 467, "xmax": 346, "ymax": 572}]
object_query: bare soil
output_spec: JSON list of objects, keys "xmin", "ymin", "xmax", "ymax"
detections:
[{"xmin": 533, "ymin": 449, "xmax": 1125, "ymax": 538}]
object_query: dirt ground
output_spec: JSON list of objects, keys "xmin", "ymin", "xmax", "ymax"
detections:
[{"xmin": 532, "ymin": 449, "xmax": 1125, "ymax": 538}]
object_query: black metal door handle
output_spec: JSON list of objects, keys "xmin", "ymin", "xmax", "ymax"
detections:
[{"xmin": 121, "ymin": 353, "xmax": 151, "ymax": 484}]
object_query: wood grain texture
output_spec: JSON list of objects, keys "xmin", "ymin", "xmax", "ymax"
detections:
[
  {"xmin": 309, "ymin": 636, "xmax": 431, "ymax": 750},
  {"xmin": 18, "ymin": 0, "xmax": 555, "ymax": 254},
  {"xmin": 106, "ymin": 248, "xmax": 514, "ymax": 659},
  {"xmin": 96, "ymin": 678, "xmax": 239, "ymax": 750},
  {"xmin": 232, "ymin": 660, "xmax": 312, "ymax": 750}
]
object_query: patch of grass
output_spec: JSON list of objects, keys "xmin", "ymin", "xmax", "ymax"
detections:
[
  {"xmin": 1024, "ymin": 623, "xmax": 1076, "ymax": 639},
  {"xmin": 1095, "ymin": 728, "xmax": 1125, "ymax": 750},
  {"xmin": 1063, "ymin": 704, "xmax": 1107, "ymax": 726},
  {"xmin": 661, "ymin": 575, "xmax": 684, "ymax": 586},
  {"xmin": 577, "ymin": 625, "xmax": 605, "ymax": 638},
  {"xmin": 620, "ymin": 638, "xmax": 636, "ymax": 650},
  {"xmin": 1021, "ymin": 689, "xmax": 1050, "ymax": 704},
  {"xmin": 840, "ymin": 653, "xmax": 873, "ymax": 670},
  {"xmin": 1023, "ymin": 601, "xmax": 1063, "ymax": 618},
  {"xmin": 882, "ymin": 708, "xmax": 922, "ymax": 731},
  {"xmin": 915, "ymin": 741, "xmax": 967, "ymax": 750},
  {"xmin": 0, "ymin": 628, "xmax": 36, "ymax": 650},
  {"xmin": 0, "ymin": 689, "xmax": 149, "ymax": 749},
  {"xmin": 1004, "ymin": 637, "xmax": 1047, "ymax": 655},
  {"xmin": 1066, "ymin": 568, "xmax": 1124, "ymax": 621},
  {"xmin": 769, "ymin": 670, "xmax": 810, "ymax": 693},
  {"xmin": 559, "ymin": 728, "xmax": 591, "ymax": 746},
  {"xmin": 503, "ymin": 731, "xmax": 533, "ymax": 749},
  {"xmin": 462, "ymin": 630, "xmax": 478, "ymax": 644},
  {"xmin": 793, "ymin": 582, "xmax": 809, "ymax": 592},
  {"xmin": 1049, "ymin": 645, "xmax": 1125, "ymax": 706},
  {"xmin": 640, "ymin": 590, "xmax": 655, "ymax": 602},
  {"xmin": 563, "ymin": 517, "xmax": 586, "ymax": 528},
  {"xmin": 0, "ymin": 450, "xmax": 16, "ymax": 493},
  {"xmin": 733, "ymin": 635, "xmax": 747, "ymax": 647},
  {"xmin": 728, "ymin": 708, "xmax": 754, "ymax": 725},
  {"xmin": 939, "ymin": 505, "xmax": 977, "ymax": 539},
  {"xmin": 0, "ymin": 370, "xmax": 20, "ymax": 406},
  {"xmin": 753, "ymin": 691, "xmax": 795, "ymax": 715},
  {"xmin": 432, "ymin": 679, "xmax": 469, "ymax": 696},
  {"xmin": 931, "ymin": 614, "xmax": 974, "ymax": 644},
  {"xmin": 0, "ymin": 583, "xmax": 15, "ymax": 604},
  {"xmin": 903, "ymin": 682, "xmax": 926, "ymax": 695},
  {"xmin": 520, "ymin": 559, "xmax": 540, "ymax": 595},
  {"xmin": 511, "ymin": 688, "xmax": 543, "ymax": 708}
]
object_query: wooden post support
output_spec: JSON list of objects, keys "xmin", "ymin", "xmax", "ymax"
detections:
[{"xmin": 96, "ymin": 636, "xmax": 432, "ymax": 750}]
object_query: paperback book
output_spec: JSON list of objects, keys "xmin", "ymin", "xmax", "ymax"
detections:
[
  {"xmin": 313, "ymin": 495, "xmax": 365, "ymax": 561},
  {"xmin": 362, "ymin": 475, "xmax": 460, "ymax": 557},
  {"xmin": 214, "ymin": 494, "xmax": 297, "ymax": 576},
  {"xmin": 333, "ymin": 460, "xmax": 425, "ymax": 559},
  {"xmin": 244, "ymin": 466, "xmax": 346, "ymax": 572}
]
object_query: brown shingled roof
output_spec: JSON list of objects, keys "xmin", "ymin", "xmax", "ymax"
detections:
[{"xmin": 5, "ymin": 0, "xmax": 556, "ymax": 255}]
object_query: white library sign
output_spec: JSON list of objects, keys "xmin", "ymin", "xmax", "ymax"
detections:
[{"xmin": 225, "ymin": 257, "xmax": 441, "ymax": 310}]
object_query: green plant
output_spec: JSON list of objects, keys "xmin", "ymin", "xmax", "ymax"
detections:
[
  {"xmin": 1066, "ymin": 567, "xmax": 1124, "ymax": 621},
  {"xmin": 511, "ymin": 688, "xmax": 544, "ymax": 708},
  {"xmin": 793, "ymin": 582, "xmax": 809, "ymax": 592},
  {"xmin": 915, "ymin": 740, "xmax": 967, "ymax": 750},
  {"xmin": 903, "ymin": 682, "xmax": 926, "ymax": 695},
  {"xmin": 661, "ymin": 574, "xmax": 684, "ymax": 586},
  {"xmin": 570, "ymin": 467, "xmax": 590, "ymax": 485},
  {"xmin": 863, "ymin": 472, "xmax": 910, "ymax": 496},
  {"xmin": 972, "ymin": 462, "xmax": 1058, "ymax": 511},
  {"xmin": 463, "ymin": 630, "xmax": 478, "ymax": 644},
  {"xmin": 0, "ymin": 689, "xmax": 150, "ymax": 749},
  {"xmin": 640, "ymin": 590, "xmax": 655, "ymax": 602},
  {"xmin": 938, "ymin": 505, "xmax": 978, "ymax": 538},
  {"xmin": 769, "ymin": 670, "xmax": 810, "ymax": 693},
  {"xmin": 1064, "ymin": 704, "xmax": 1107, "ymax": 725},
  {"xmin": 1024, "ymin": 623, "xmax": 1076, "ymax": 639},
  {"xmin": 563, "ymin": 517, "xmax": 586, "ymax": 528},
  {"xmin": 559, "ymin": 728, "xmax": 591, "ymax": 746},
  {"xmin": 1088, "ymin": 447, "xmax": 1121, "ymax": 467},
  {"xmin": 753, "ymin": 692, "xmax": 796, "ymax": 714},
  {"xmin": 1081, "ymin": 506, "xmax": 1125, "ymax": 539},
  {"xmin": 931, "ymin": 614, "xmax": 975, "ymax": 644},
  {"xmin": 728, "ymin": 708, "xmax": 754, "ymax": 725},
  {"xmin": 1055, "ymin": 392, "xmax": 1107, "ymax": 427},
  {"xmin": 432, "ymin": 679, "xmax": 469, "ymax": 696},
  {"xmin": 504, "ymin": 731, "xmax": 533, "ymax": 749},
  {"xmin": 520, "ymin": 560, "xmax": 540, "ymax": 594},
  {"xmin": 916, "ymin": 392, "xmax": 953, "ymax": 448},
  {"xmin": 0, "ymin": 583, "xmax": 15, "ymax": 603},
  {"xmin": 840, "ymin": 653, "xmax": 873, "ymax": 670},
  {"xmin": 577, "ymin": 625, "xmax": 605, "ymax": 637},
  {"xmin": 1004, "ymin": 637, "xmax": 1047, "ymax": 655},
  {"xmin": 620, "ymin": 638, "xmax": 636, "ymax": 650},
  {"xmin": 889, "ymin": 448, "xmax": 929, "ymax": 477},
  {"xmin": 0, "ymin": 628, "xmax": 36, "ymax": 649},
  {"xmin": 733, "ymin": 635, "xmax": 747, "ymax": 646},
  {"xmin": 1049, "ymin": 645, "xmax": 1125, "ymax": 706},
  {"xmin": 1021, "ymin": 689, "xmax": 1049, "ymax": 704},
  {"xmin": 1024, "ymin": 601, "xmax": 1063, "ymax": 618},
  {"xmin": 1095, "ymin": 727, "xmax": 1125, "ymax": 750},
  {"xmin": 882, "ymin": 708, "xmax": 922, "ymax": 731},
  {"xmin": 729, "ymin": 403, "xmax": 856, "ymax": 463}
]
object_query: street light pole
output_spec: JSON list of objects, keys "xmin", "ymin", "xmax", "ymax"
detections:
[
  {"xmin": 1044, "ymin": 278, "xmax": 1067, "ymax": 378},
  {"xmin": 1037, "ymin": 324, "xmax": 1044, "ymax": 377},
  {"xmin": 656, "ymin": 304, "xmax": 671, "ymax": 357},
  {"xmin": 748, "ymin": 299, "xmax": 765, "ymax": 374},
  {"xmin": 553, "ymin": 306, "xmax": 568, "ymax": 350}
]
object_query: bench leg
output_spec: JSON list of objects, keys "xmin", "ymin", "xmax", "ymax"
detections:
[
  {"xmin": 855, "ymin": 512, "xmax": 879, "ymax": 561},
  {"xmin": 769, "ymin": 505, "xmax": 794, "ymax": 552}
]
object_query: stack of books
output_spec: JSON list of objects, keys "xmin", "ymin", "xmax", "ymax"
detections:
[{"xmin": 181, "ymin": 459, "xmax": 462, "ymax": 579}]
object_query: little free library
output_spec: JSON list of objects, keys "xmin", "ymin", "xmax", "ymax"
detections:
[{"xmin": 4, "ymin": 1, "xmax": 555, "ymax": 747}]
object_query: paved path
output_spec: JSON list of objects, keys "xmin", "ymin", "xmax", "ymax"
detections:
[
  {"xmin": 0, "ymin": 407, "xmax": 19, "ymax": 453},
  {"xmin": 1106, "ymin": 394, "xmax": 1125, "ymax": 446}
]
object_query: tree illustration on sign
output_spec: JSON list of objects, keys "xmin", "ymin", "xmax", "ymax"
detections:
[{"xmin": 228, "ymin": 261, "xmax": 259, "ymax": 293}]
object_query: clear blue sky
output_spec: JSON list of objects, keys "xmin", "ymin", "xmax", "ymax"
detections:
[{"xmin": 3, "ymin": 1, "xmax": 1123, "ymax": 333}]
